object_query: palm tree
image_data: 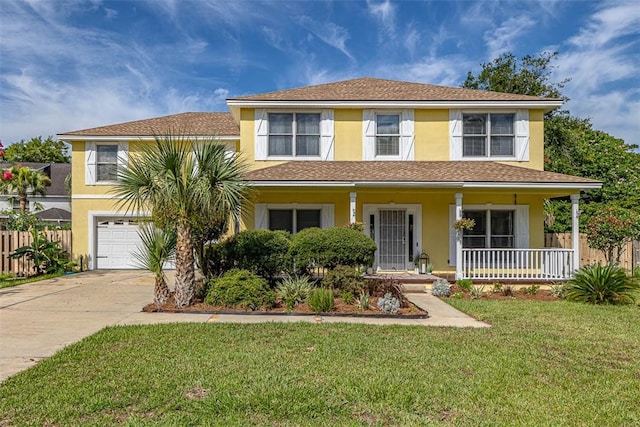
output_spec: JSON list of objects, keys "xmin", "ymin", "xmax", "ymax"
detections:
[
  {"xmin": 113, "ymin": 135, "xmax": 250, "ymax": 307},
  {"xmin": 132, "ymin": 223, "xmax": 177, "ymax": 306},
  {"xmin": 0, "ymin": 165, "xmax": 51, "ymax": 213}
]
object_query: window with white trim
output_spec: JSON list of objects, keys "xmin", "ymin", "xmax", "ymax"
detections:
[
  {"xmin": 462, "ymin": 210, "xmax": 515, "ymax": 248},
  {"xmin": 463, "ymin": 113, "xmax": 515, "ymax": 157},
  {"xmin": 268, "ymin": 208, "xmax": 321, "ymax": 233},
  {"xmin": 375, "ymin": 114, "xmax": 400, "ymax": 156},
  {"xmin": 96, "ymin": 144, "xmax": 119, "ymax": 182},
  {"xmin": 268, "ymin": 113, "xmax": 320, "ymax": 157},
  {"xmin": 85, "ymin": 141, "xmax": 128, "ymax": 185}
]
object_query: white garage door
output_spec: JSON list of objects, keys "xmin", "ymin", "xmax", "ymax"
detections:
[{"xmin": 96, "ymin": 218, "xmax": 143, "ymax": 269}]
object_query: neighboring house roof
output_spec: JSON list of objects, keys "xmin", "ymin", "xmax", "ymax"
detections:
[
  {"xmin": 229, "ymin": 77, "xmax": 559, "ymax": 102},
  {"xmin": 35, "ymin": 207, "xmax": 71, "ymax": 221},
  {"xmin": 58, "ymin": 112, "xmax": 239, "ymax": 138},
  {"xmin": 0, "ymin": 162, "xmax": 71, "ymax": 196},
  {"xmin": 246, "ymin": 161, "xmax": 602, "ymax": 189}
]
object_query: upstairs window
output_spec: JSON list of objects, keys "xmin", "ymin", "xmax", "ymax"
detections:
[
  {"xmin": 375, "ymin": 114, "xmax": 400, "ymax": 156},
  {"xmin": 268, "ymin": 113, "xmax": 320, "ymax": 157},
  {"xmin": 463, "ymin": 113, "xmax": 514, "ymax": 157},
  {"xmin": 96, "ymin": 144, "xmax": 119, "ymax": 182}
]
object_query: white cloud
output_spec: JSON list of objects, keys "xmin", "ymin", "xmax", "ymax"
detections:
[
  {"xmin": 376, "ymin": 55, "xmax": 475, "ymax": 87},
  {"xmin": 298, "ymin": 16, "xmax": 354, "ymax": 61},
  {"xmin": 367, "ymin": 0, "xmax": 396, "ymax": 37},
  {"xmin": 555, "ymin": 1, "xmax": 640, "ymax": 145},
  {"xmin": 484, "ymin": 15, "xmax": 536, "ymax": 59}
]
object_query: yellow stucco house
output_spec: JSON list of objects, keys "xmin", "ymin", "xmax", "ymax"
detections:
[{"xmin": 59, "ymin": 77, "xmax": 600, "ymax": 280}]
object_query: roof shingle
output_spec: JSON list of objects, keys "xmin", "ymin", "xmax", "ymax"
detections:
[
  {"xmin": 60, "ymin": 112, "xmax": 238, "ymax": 137},
  {"xmin": 229, "ymin": 77, "xmax": 559, "ymax": 102},
  {"xmin": 246, "ymin": 161, "xmax": 600, "ymax": 186}
]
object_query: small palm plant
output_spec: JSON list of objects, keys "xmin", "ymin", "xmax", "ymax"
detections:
[
  {"xmin": 132, "ymin": 223, "xmax": 177, "ymax": 306},
  {"xmin": 565, "ymin": 263, "xmax": 639, "ymax": 305}
]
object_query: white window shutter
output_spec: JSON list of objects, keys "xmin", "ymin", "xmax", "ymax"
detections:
[
  {"xmin": 321, "ymin": 204, "xmax": 334, "ymax": 228},
  {"xmin": 449, "ymin": 109, "xmax": 463, "ymax": 160},
  {"xmin": 515, "ymin": 205, "xmax": 529, "ymax": 248},
  {"xmin": 320, "ymin": 109, "xmax": 334, "ymax": 160},
  {"xmin": 401, "ymin": 109, "xmax": 415, "ymax": 160},
  {"xmin": 117, "ymin": 141, "xmax": 129, "ymax": 170},
  {"xmin": 255, "ymin": 204, "xmax": 267, "ymax": 229},
  {"xmin": 85, "ymin": 142, "xmax": 96, "ymax": 185},
  {"xmin": 255, "ymin": 109, "xmax": 268, "ymax": 160},
  {"xmin": 515, "ymin": 109, "xmax": 529, "ymax": 161},
  {"xmin": 449, "ymin": 205, "xmax": 456, "ymax": 266},
  {"xmin": 362, "ymin": 109, "xmax": 375, "ymax": 160}
]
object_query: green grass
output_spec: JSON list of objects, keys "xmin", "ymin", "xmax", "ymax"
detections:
[
  {"xmin": 0, "ymin": 272, "xmax": 63, "ymax": 289},
  {"xmin": 1, "ymin": 301, "xmax": 639, "ymax": 426}
]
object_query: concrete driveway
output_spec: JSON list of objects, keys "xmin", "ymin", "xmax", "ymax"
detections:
[{"xmin": 0, "ymin": 270, "xmax": 210, "ymax": 382}]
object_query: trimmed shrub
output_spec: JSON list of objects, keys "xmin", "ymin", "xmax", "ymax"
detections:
[
  {"xmin": 224, "ymin": 230, "xmax": 291, "ymax": 281},
  {"xmin": 276, "ymin": 275, "xmax": 314, "ymax": 311},
  {"xmin": 308, "ymin": 288, "xmax": 335, "ymax": 313},
  {"xmin": 565, "ymin": 263, "xmax": 639, "ymax": 305},
  {"xmin": 289, "ymin": 227, "xmax": 376, "ymax": 272},
  {"xmin": 377, "ymin": 292, "xmax": 400, "ymax": 314},
  {"xmin": 321, "ymin": 265, "xmax": 366, "ymax": 296},
  {"xmin": 431, "ymin": 279, "xmax": 451, "ymax": 297},
  {"xmin": 205, "ymin": 269, "xmax": 275, "ymax": 310}
]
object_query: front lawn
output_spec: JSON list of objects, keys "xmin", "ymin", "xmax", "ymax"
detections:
[
  {"xmin": 1, "ymin": 301, "xmax": 639, "ymax": 426},
  {"xmin": 0, "ymin": 272, "xmax": 63, "ymax": 289}
]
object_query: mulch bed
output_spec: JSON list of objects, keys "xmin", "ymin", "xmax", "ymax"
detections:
[
  {"xmin": 143, "ymin": 294, "xmax": 428, "ymax": 318},
  {"xmin": 446, "ymin": 284, "xmax": 561, "ymax": 301}
]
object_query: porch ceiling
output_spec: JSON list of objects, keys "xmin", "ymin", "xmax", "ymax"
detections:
[{"xmin": 246, "ymin": 161, "xmax": 601, "ymax": 190}]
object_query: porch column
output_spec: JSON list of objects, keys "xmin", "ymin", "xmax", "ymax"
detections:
[
  {"xmin": 455, "ymin": 193, "xmax": 463, "ymax": 280},
  {"xmin": 571, "ymin": 194, "xmax": 580, "ymax": 272},
  {"xmin": 349, "ymin": 192, "xmax": 357, "ymax": 223}
]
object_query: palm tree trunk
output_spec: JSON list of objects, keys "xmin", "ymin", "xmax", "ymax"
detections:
[
  {"xmin": 174, "ymin": 221, "xmax": 195, "ymax": 307},
  {"xmin": 20, "ymin": 196, "xmax": 27, "ymax": 213},
  {"xmin": 154, "ymin": 273, "xmax": 170, "ymax": 307}
]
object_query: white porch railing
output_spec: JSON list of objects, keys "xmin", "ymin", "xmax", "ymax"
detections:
[{"xmin": 461, "ymin": 248, "xmax": 575, "ymax": 280}]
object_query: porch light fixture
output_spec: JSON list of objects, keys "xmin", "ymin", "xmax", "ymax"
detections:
[{"xmin": 419, "ymin": 252, "xmax": 430, "ymax": 275}]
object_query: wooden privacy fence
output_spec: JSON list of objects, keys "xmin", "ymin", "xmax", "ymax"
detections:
[
  {"xmin": 545, "ymin": 233, "xmax": 638, "ymax": 272},
  {"xmin": 0, "ymin": 230, "xmax": 72, "ymax": 276}
]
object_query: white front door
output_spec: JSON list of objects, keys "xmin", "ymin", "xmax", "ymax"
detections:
[
  {"xmin": 378, "ymin": 209, "xmax": 407, "ymax": 270},
  {"xmin": 363, "ymin": 204, "xmax": 422, "ymax": 272}
]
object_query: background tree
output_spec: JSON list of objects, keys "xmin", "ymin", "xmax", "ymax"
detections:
[
  {"xmin": 113, "ymin": 135, "xmax": 251, "ymax": 307},
  {"xmin": 0, "ymin": 165, "xmax": 51, "ymax": 213},
  {"xmin": 463, "ymin": 51, "xmax": 640, "ymax": 232},
  {"xmin": 584, "ymin": 207, "xmax": 640, "ymax": 264},
  {"xmin": 462, "ymin": 52, "xmax": 568, "ymax": 102},
  {"xmin": 4, "ymin": 136, "xmax": 70, "ymax": 163}
]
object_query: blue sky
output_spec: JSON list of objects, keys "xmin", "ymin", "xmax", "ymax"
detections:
[{"xmin": 1, "ymin": 0, "xmax": 639, "ymax": 146}]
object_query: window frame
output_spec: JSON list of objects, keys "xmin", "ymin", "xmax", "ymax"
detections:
[
  {"xmin": 267, "ymin": 112, "xmax": 322, "ymax": 159},
  {"xmin": 461, "ymin": 111, "xmax": 516, "ymax": 160},
  {"xmin": 374, "ymin": 113, "xmax": 401, "ymax": 158},
  {"xmin": 462, "ymin": 209, "xmax": 515, "ymax": 249},
  {"xmin": 95, "ymin": 143, "xmax": 120, "ymax": 183},
  {"xmin": 267, "ymin": 208, "xmax": 322, "ymax": 233},
  {"xmin": 86, "ymin": 141, "xmax": 128, "ymax": 186}
]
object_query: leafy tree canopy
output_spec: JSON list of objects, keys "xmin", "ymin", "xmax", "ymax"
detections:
[
  {"xmin": 462, "ymin": 51, "xmax": 568, "ymax": 101},
  {"xmin": 4, "ymin": 136, "xmax": 70, "ymax": 163}
]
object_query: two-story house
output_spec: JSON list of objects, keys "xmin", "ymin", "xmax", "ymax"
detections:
[{"xmin": 59, "ymin": 77, "xmax": 600, "ymax": 279}]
